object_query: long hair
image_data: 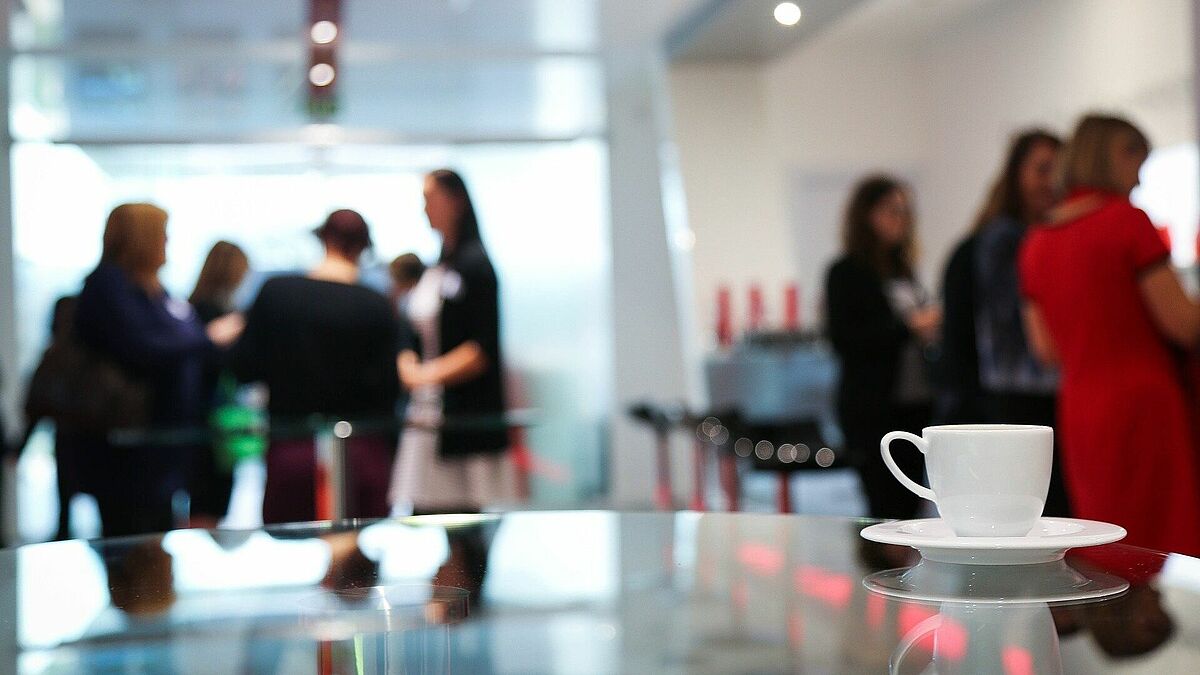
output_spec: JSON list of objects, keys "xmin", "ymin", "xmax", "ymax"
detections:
[
  {"xmin": 101, "ymin": 203, "xmax": 168, "ymax": 291},
  {"xmin": 971, "ymin": 129, "xmax": 1063, "ymax": 232},
  {"xmin": 1061, "ymin": 114, "xmax": 1150, "ymax": 194},
  {"xmin": 189, "ymin": 240, "xmax": 249, "ymax": 308},
  {"xmin": 429, "ymin": 169, "xmax": 485, "ymax": 263},
  {"xmin": 841, "ymin": 174, "xmax": 914, "ymax": 278}
]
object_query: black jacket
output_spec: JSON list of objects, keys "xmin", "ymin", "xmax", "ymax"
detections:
[
  {"xmin": 824, "ymin": 255, "xmax": 912, "ymax": 436},
  {"xmin": 934, "ymin": 236, "xmax": 985, "ymax": 424},
  {"xmin": 432, "ymin": 240, "xmax": 507, "ymax": 458}
]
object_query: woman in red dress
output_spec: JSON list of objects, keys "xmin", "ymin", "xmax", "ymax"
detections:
[{"xmin": 1020, "ymin": 114, "xmax": 1200, "ymax": 556}]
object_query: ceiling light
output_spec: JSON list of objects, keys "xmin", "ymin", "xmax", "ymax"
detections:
[
  {"xmin": 774, "ymin": 2, "xmax": 802, "ymax": 27},
  {"xmin": 310, "ymin": 20, "xmax": 338, "ymax": 44},
  {"xmin": 308, "ymin": 63, "xmax": 336, "ymax": 87}
]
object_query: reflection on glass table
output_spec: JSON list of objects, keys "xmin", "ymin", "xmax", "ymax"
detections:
[{"xmin": 5, "ymin": 512, "xmax": 1200, "ymax": 673}]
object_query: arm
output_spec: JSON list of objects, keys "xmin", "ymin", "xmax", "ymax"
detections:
[
  {"xmin": 1022, "ymin": 303, "xmax": 1058, "ymax": 366},
  {"xmin": 1123, "ymin": 206, "xmax": 1200, "ymax": 347},
  {"xmin": 78, "ymin": 268, "xmax": 210, "ymax": 370},
  {"xmin": 1139, "ymin": 264, "xmax": 1200, "ymax": 347},
  {"xmin": 400, "ymin": 343, "xmax": 488, "ymax": 389},
  {"xmin": 400, "ymin": 256, "xmax": 497, "ymax": 388}
]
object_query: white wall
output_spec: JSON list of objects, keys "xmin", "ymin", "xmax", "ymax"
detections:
[
  {"xmin": 668, "ymin": 64, "xmax": 792, "ymax": 354},
  {"xmin": 762, "ymin": 5, "xmax": 929, "ymax": 312},
  {"xmin": 917, "ymin": 0, "xmax": 1195, "ymax": 281},
  {"xmin": 672, "ymin": 0, "xmax": 1196, "ymax": 341}
]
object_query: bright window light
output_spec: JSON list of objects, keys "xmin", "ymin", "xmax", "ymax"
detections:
[{"xmin": 774, "ymin": 2, "xmax": 802, "ymax": 27}]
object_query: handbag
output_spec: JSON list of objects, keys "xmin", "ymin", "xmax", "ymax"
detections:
[{"xmin": 26, "ymin": 336, "xmax": 151, "ymax": 434}]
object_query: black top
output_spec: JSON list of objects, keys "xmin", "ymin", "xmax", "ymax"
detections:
[
  {"xmin": 427, "ymin": 240, "xmax": 507, "ymax": 457},
  {"xmin": 934, "ymin": 235, "xmax": 984, "ymax": 424},
  {"xmin": 192, "ymin": 299, "xmax": 231, "ymax": 412},
  {"xmin": 824, "ymin": 255, "xmax": 914, "ymax": 432},
  {"xmin": 229, "ymin": 276, "xmax": 400, "ymax": 434}
]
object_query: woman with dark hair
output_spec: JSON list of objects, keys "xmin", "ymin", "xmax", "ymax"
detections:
[
  {"xmin": 74, "ymin": 203, "xmax": 240, "ymax": 536},
  {"xmin": 390, "ymin": 169, "xmax": 512, "ymax": 514},
  {"xmin": 1021, "ymin": 114, "xmax": 1200, "ymax": 554},
  {"xmin": 189, "ymin": 241, "xmax": 249, "ymax": 324},
  {"xmin": 936, "ymin": 129, "xmax": 1071, "ymax": 516},
  {"xmin": 229, "ymin": 209, "xmax": 400, "ymax": 524},
  {"xmin": 824, "ymin": 176, "xmax": 940, "ymax": 520},
  {"xmin": 187, "ymin": 241, "xmax": 250, "ymax": 526}
]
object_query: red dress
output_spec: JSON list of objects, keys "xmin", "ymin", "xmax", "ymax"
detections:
[{"xmin": 1019, "ymin": 190, "xmax": 1200, "ymax": 556}]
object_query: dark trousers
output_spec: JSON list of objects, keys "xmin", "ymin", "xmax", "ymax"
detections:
[
  {"xmin": 849, "ymin": 403, "xmax": 932, "ymax": 520},
  {"xmin": 985, "ymin": 392, "xmax": 1072, "ymax": 518},
  {"xmin": 262, "ymin": 436, "xmax": 393, "ymax": 525},
  {"xmin": 84, "ymin": 439, "xmax": 186, "ymax": 538},
  {"xmin": 95, "ymin": 496, "xmax": 174, "ymax": 538},
  {"xmin": 53, "ymin": 431, "xmax": 86, "ymax": 540},
  {"xmin": 189, "ymin": 444, "xmax": 234, "ymax": 521}
]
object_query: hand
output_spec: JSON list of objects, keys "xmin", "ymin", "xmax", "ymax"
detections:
[
  {"xmin": 907, "ymin": 306, "xmax": 942, "ymax": 345},
  {"xmin": 398, "ymin": 352, "xmax": 437, "ymax": 389},
  {"xmin": 207, "ymin": 313, "xmax": 245, "ymax": 348}
]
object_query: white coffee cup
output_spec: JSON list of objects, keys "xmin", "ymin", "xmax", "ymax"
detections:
[{"xmin": 880, "ymin": 424, "xmax": 1052, "ymax": 537}]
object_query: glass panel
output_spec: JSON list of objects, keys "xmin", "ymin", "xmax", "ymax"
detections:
[
  {"xmin": 11, "ymin": 0, "xmax": 306, "ymax": 50},
  {"xmin": 10, "ymin": 54, "xmax": 309, "ymax": 142},
  {"xmin": 343, "ymin": 0, "xmax": 599, "ymax": 52},
  {"xmin": 336, "ymin": 57, "xmax": 604, "ymax": 139},
  {"xmin": 10, "ymin": 54, "xmax": 604, "ymax": 142},
  {"xmin": 12, "ymin": 0, "xmax": 599, "ymax": 52}
]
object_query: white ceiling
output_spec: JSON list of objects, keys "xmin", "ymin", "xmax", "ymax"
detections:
[{"xmin": 667, "ymin": 0, "xmax": 871, "ymax": 63}]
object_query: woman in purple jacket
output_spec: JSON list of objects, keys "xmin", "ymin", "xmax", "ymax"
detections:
[{"xmin": 74, "ymin": 203, "xmax": 241, "ymax": 536}]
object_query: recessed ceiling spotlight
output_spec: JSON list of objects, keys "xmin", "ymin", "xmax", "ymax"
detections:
[
  {"xmin": 308, "ymin": 63, "xmax": 336, "ymax": 87},
  {"xmin": 310, "ymin": 20, "xmax": 338, "ymax": 44},
  {"xmin": 774, "ymin": 2, "xmax": 802, "ymax": 27}
]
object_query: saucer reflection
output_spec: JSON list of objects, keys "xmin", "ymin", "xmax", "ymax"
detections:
[{"xmin": 864, "ymin": 558, "xmax": 1129, "ymax": 605}]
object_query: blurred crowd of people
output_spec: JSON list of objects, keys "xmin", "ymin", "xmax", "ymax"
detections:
[
  {"xmin": 5, "ymin": 111, "xmax": 1200, "ymax": 562},
  {"xmin": 7, "ymin": 169, "xmax": 514, "ymax": 539},
  {"xmin": 825, "ymin": 112, "xmax": 1200, "ymax": 557}
]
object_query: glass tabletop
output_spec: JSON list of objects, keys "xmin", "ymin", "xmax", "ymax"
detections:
[{"xmin": 3, "ymin": 511, "xmax": 1198, "ymax": 674}]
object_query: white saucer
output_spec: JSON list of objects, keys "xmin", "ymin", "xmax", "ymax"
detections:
[
  {"xmin": 863, "ymin": 558, "xmax": 1130, "ymax": 605},
  {"xmin": 860, "ymin": 517, "xmax": 1126, "ymax": 565}
]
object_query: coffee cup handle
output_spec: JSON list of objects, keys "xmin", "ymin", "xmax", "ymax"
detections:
[
  {"xmin": 880, "ymin": 431, "xmax": 936, "ymax": 502},
  {"xmin": 890, "ymin": 614, "xmax": 942, "ymax": 675}
]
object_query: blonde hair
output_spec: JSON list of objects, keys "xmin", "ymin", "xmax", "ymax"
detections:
[
  {"xmin": 101, "ymin": 203, "xmax": 168, "ymax": 290},
  {"xmin": 1061, "ymin": 114, "xmax": 1150, "ymax": 193},
  {"xmin": 190, "ymin": 240, "xmax": 249, "ymax": 308}
]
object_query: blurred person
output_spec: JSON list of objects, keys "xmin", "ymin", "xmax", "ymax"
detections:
[
  {"xmin": 187, "ymin": 241, "xmax": 250, "ymax": 527},
  {"xmin": 388, "ymin": 253, "xmax": 426, "ymax": 422},
  {"xmin": 937, "ymin": 129, "xmax": 1071, "ymax": 517},
  {"xmin": 229, "ymin": 209, "xmax": 400, "ymax": 524},
  {"xmin": 1021, "ymin": 114, "xmax": 1200, "ymax": 555},
  {"xmin": 824, "ymin": 175, "xmax": 940, "ymax": 520},
  {"xmin": 390, "ymin": 169, "xmax": 513, "ymax": 515},
  {"xmin": 389, "ymin": 252, "xmax": 426, "ymax": 312},
  {"xmin": 73, "ymin": 203, "xmax": 241, "ymax": 537},
  {"xmin": 21, "ymin": 296, "xmax": 87, "ymax": 539}
]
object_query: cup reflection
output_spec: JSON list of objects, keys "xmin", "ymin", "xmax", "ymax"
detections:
[{"xmin": 891, "ymin": 601, "xmax": 1061, "ymax": 675}]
